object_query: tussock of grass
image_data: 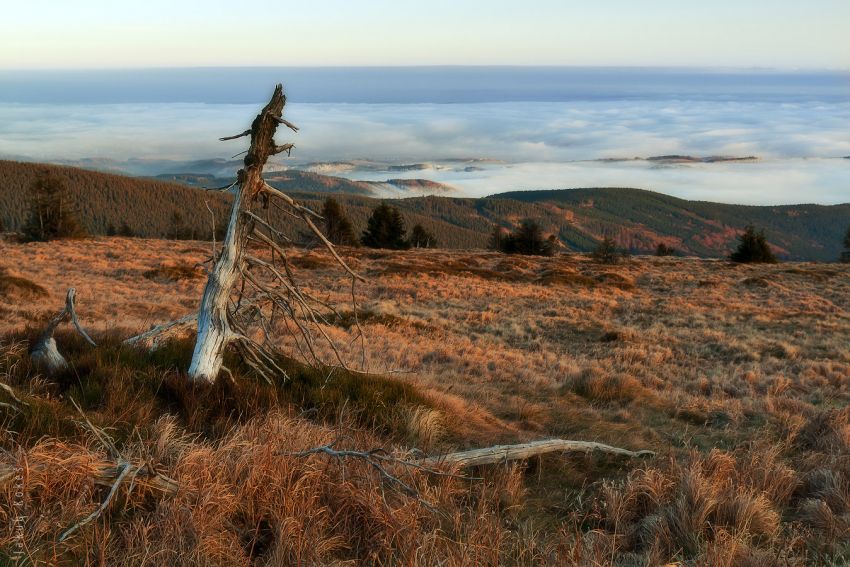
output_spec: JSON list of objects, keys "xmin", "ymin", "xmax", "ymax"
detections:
[
  {"xmin": 566, "ymin": 367, "xmax": 646, "ymax": 403},
  {"xmin": 289, "ymin": 253, "xmax": 336, "ymax": 270},
  {"xmin": 0, "ymin": 267, "xmax": 48, "ymax": 298},
  {"xmin": 536, "ymin": 268, "xmax": 597, "ymax": 287},
  {"xmin": 142, "ymin": 263, "xmax": 204, "ymax": 282}
]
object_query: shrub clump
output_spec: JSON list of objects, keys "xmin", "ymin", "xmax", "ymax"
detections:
[
  {"xmin": 410, "ymin": 223, "xmax": 438, "ymax": 249},
  {"xmin": 591, "ymin": 236, "xmax": 627, "ymax": 264},
  {"xmin": 489, "ymin": 220, "xmax": 557, "ymax": 257},
  {"xmin": 655, "ymin": 242, "xmax": 676, "ymax": 256}
]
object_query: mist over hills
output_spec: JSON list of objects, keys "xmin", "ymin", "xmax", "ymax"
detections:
[
  {"xmin": 2, "ymin": 67, "xmax": 848, "ymax": 205},
  {"xmin": 1, "ymin": 160, "xmax": 847, "ymax": 260}
]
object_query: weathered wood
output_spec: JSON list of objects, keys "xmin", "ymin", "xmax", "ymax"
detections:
[
  {"xmin": 30, "ymin": 288, "xmax": 95, "ymax": 375},
  {"xmin": 122, "ymin": 313, "xmax": 198, "ymax": 350},
  {"xmin": 424, "ymin": 439, "xmax": 654, "ymax": 468},
  {"xmin": 0, "ymin": 459, "xmax": 178, "ymax": 496},
  {"xmin": 188, "ymin": 85, "xmax": 289, "ymax": 383}
]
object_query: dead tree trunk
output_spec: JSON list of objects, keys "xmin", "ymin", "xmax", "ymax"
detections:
[
  {"xmin": 188, "ymin": 87, "xmax": 288, "ymax": 382},
  {"xmin": 31, "ymin": 288, "xmax": 96, "ymax": 376},
  {"xmin": 188, "ymin": 84, "xmax": 363, "ymax": 383}
]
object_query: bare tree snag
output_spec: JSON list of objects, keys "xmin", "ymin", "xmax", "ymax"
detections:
[
  {"xmin": 188, "ymin": 84, "xmax": 364, "ymax": 384},
  {"xmin": 188, "ymin": 85, "xmax": 290, "ymax": 383},
  {"xmin": 423, "ymin": 439, "xmax": 654, "ymax": 468},
  {"xmin": 30, "ymin": 288, "xmax": 96, "ymax": 375}
]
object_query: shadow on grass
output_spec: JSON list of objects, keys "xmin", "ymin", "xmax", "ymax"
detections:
[{"xmin": 1, "ymin": 329, "xmax": 431, "ymax": 445}]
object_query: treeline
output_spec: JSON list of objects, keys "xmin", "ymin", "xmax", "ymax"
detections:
[
  {"xmin": 497, "ymin": 188, "xmax": 850, "ymax": 261},
  {"xmin": 0, "ymin": 161, "xmax": 232, "ymax": 240},
  {"xmin": 320, "ymin": 199, "xmax": 438, "ymax": 249},
  {"xmin": 0, "ymin": 161, "xmax": 486, "ymax": 247},
  {"xmin": 3, "ymin": 161, "xmax": 849, "ymax": 261}
]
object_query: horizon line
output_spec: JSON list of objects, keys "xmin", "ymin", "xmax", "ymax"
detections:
[{"xmin": 2, "ymin": 64, "xmax": 849, "ymax": 74}]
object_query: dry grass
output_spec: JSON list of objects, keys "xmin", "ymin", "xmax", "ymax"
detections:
[
  {"xmin": 1, "ymin": 238, "xmax": 850, "ymax": 565},
  {"xmin": 142, "ymin": 262, "xmax": 205, "ymax": 283}
]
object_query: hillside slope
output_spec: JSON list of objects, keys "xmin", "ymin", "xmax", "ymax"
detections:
[
  {"xmin": 495, "ymin": 188, "xmax": 850, "ymax": 261},
  {"xmin": 2, "ymin": 160, "xmax": 847, "ymax": 259},
  {"xmin": 0, "ymin": 161, "xmax": 485, "ymax": 247}
]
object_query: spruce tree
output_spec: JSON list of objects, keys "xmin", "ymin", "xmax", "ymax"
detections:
[
  {"xmin": 730, "ymin": 225, "xmax": 777, "ymax": 263},
  {"xmin": 512, "ymin": 219, "xmax": 547, "ymax": 255},
  {"xmin": 361, "ymin": 203, "xmax": 409, "ymax": 249},
  {"xmin": 22, "ymin": 175, "xmax": 86, "ymax": 242},
  {"xmin": 321, "ymin": 197, "xmax": 358, "ymax": 246},
  {"xmin": 488, "ymin": 225, "xmax": 505, "ymax": 251}
]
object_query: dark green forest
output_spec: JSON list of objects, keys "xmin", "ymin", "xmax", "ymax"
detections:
[{"xmin": 2, "ymin": 160, "xmax": 848, "ymax": 260}]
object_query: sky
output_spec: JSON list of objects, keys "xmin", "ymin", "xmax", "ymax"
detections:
[{"xmin": 2, "ymin": 0, "xmax": 849, "ymax": 70}]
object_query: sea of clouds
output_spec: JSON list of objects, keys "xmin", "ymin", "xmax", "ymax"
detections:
[{"xmin": 1, "ymin": 68, "xmax": 848, "ymax": 205}]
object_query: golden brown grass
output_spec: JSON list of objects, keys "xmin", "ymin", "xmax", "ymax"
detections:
[{"xmin": 1, "ymin": 237, "xmax": 849, "ymax": 564}]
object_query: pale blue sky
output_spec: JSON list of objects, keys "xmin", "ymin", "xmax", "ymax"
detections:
[{"xmin": 2, "ymin": 0, "xmax": 848, "ymax": 69}]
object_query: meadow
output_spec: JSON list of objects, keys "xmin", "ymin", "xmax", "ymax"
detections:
[{"xmin": 2, "ymin": 236, "xmax": 849, "ymax": 565}]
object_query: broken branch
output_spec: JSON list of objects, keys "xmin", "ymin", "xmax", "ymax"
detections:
[
  {"xmin": 273, "ymin": 116, "xmax": 299, "ymax": 132},
  {"xmin": 219, "ymin": 129, "xmax": 252, "ymax": 141}
]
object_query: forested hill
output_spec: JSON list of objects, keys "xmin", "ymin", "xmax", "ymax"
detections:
[
  {"xmin": 493, "ymin": 188, "xmax": 850, "ymax": 261},
  {"xmin": 0, "ymin": 160, "xmax": 485, "ymax": 247},
  {"xmin": 1, "ymin": 160, "xmax": 847, "ymax": 260}
]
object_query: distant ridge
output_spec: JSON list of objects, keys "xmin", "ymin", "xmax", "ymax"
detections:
[{"xmin": 1, "ymin": 160, "xmax": 847, "ymax": 260}]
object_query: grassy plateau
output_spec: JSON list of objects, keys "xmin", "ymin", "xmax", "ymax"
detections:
[{"xmin": 1, "ymin": 236, "xmax": 849, "ymax": 565}]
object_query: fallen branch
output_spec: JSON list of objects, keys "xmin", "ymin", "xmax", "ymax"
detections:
[
  {"xmin": 423, "ymin": 439, "xmax": 655, "ymax": 468},
  {"xmin": 0, "ymin": 382, "xmax": 26, "ymax": 407},
  {"xmin": 285, "ymin": 438, "xmax": 652, "ymax": 510},
  {"xmin": 0, "ymin": 459, "xmax": 178, "ymax": 496},
  {"xmin": 58, "ymin": 462, "xmax": 132, "ymax": 543},
  {"xmin": 282, "ymin": 443, "xmax": 474, "ymax": 513},
  {"xmin": 0, "ymin": 403, "xmax": 178, "ymax": 544},
  {"xmin": 56, "ymin": 399, "xmax": 178, "ymax": 542},
  {"xmin": 122, "ymin": 313, "xmax": 198, "ymax": 350}
]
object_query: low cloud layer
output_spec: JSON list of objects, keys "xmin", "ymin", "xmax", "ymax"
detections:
[{"xmin": 1, "ymin": 99, "xmax": 848, "ymax": 204}]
